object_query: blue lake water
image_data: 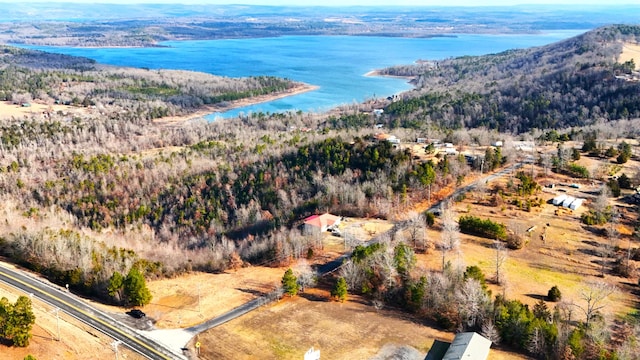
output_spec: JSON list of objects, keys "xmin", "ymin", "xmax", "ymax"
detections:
[{"xmin": 24, "ymin": 31, "xmax": 585, "ymax": 118}]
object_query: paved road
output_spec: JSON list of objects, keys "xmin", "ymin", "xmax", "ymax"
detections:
[{"xmin": 0, "ymin": 264, "xmax": 185, "ymax": 360}]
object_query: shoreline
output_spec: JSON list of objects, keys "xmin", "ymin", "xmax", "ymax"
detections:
[
  {"xmin": 364, "ymin": 69, "xmax": 415, "ymax": 80},
  {"xmin": 153, "ymin": 83, "xmax": 319, "ymax": 126}
]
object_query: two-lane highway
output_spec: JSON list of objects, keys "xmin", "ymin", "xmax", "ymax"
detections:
[{"xmin": 0, "ymin": 264, "xmax": 184, "ymax": 360}]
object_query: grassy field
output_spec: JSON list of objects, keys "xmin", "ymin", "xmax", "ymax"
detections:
[{"xmin": 196, "ymin": 288, "xmax": 531, "ymax": 360}]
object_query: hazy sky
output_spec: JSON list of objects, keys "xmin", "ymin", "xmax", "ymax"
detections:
[{"xmin": 3, "ymin": 0, "xmax": 636, "ymax": 5}]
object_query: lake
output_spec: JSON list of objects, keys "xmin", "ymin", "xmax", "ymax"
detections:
[{"xmin": 24, "ymin": 31, "xmax": 585, "ymax": 118}]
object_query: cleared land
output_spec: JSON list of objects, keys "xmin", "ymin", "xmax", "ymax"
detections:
[
  {"xmin": 620, "ymin": 42, "xmax": 640, "ymax": 70},
  {"xmin": 0, "ymin": 101, "xmax": 86, "ymax": 120},
  {"xmin": 195, "ymin": 288, "xmax": 529, "ymax": 360},
  {"xmin": 413, "ymin": 150, "xmax": 639, "ymax": 319}
]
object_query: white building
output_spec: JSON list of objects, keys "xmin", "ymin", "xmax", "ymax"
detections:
[
  {"xmin": 569, "ymin": 198, "xmax": 584, "ymax": 210},
  {"xmin": 552, "ymin": 194, "xmax": 568, "ymax": 206},
  {"xmin": 562, "ymin": 196, "xmax": 576, "ymax": 208}
]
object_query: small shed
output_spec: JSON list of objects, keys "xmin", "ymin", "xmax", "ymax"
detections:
[{"xmin": 552, "ymin": 194, "xmax": 568, "ymax": 206}]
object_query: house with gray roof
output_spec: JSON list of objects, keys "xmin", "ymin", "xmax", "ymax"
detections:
[{"xmin": 424, "ymin": 332, "xmax": 492, "ymax": 360}]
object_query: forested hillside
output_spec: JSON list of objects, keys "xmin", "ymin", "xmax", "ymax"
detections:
[
  {"xmin": 380, "ymin": 25, "xmax": 640, "ymax": 133},
  {"xmin": 0, "ymin": 45, "xmax": 299, "ymax": 120}
]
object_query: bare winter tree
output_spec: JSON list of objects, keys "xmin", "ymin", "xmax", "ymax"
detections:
[
  {"xmin": 594, "ymin": 185, "xmax": 612, "ymax": 216},
  {"xmin": 294, "ymin": 260, "xmax": 317, "ymax": 293},
  {"xmin": 528, "ymin": 326, "xmax": 546, "ymax": 357},
  {"xmin": 481, "ymin": 319, "xmax": 501, "ymax": 344},
  {"xmin": 574, "ymin": 281, "xmax": 616, "ymax": 328},
  {"xmin": 493, "ymin": 240, "xmax": 508, "ymax": 285},
  {"xmin": 339, "ymin": 259, "xmax": 364, "ymax": 291},
  {"xmin": 600, "ymin": 207, "xmax": 620, "ymax": 276},
  {"xmin": 455, "ymin": 278, "xmax": 490, "ymax": 330},
  {"xmin": 539, "ymin": 153, "xmax": 553, "ymax": 177},
  {"xmin": 406, "ymin": 211, "xmax": 427, "ymax": 251},
  {"xmin": 439, "ymin": 201, "xmax": 460, "ymax": 270}
]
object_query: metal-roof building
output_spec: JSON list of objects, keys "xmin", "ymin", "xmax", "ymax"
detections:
[
  {"xmin": 562, "ymin": 196, "xmax": 576, "ymax": 208},
  {"xmin": 552, "ymin": 194, "xmax": 568, "ymax": 205},
  {"xmin": 424, "ymin": 332, "xmax": 492, "ymax": 360},
  {"xmin": 569, "ymin": 198, "xmax": 584, "ymax": 210}
]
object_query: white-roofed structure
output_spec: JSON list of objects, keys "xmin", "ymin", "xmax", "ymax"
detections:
[
  {"xmin": 569, "ymin": 198, "xmax": 584, "ymax": 210},
  {"xmin": 552, "ymin": 194, "xmax": 568, "ymax": 206},
  {"xmin": 562, "ymin": 196, "xmax": 576, "ymax": 208},
  {"xmin": 442, "ymin": 332, "xmax": 492, "ymax": 360}
]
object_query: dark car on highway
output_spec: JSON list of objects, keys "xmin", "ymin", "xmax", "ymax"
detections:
[{"xmin": 127, "ymin": 309, "xmax": 146, "ymax": 319}]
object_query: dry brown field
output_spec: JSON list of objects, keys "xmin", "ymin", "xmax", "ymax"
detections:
[
  {"xmin": 195, "ymin": 288, "xmax": 530, "ymax": 360},
  {"xmin": 0, "ymin": 101, "xmax": 88, "ymax": 120},
  {"xmin": 620, "ymin": 42, "xmax": 640, "ymax": 70}
]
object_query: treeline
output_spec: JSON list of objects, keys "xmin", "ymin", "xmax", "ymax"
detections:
[
  {"xmin": 0, "ymin": 228, "xmax": 161, "ymax": 302},
  {"xmin": 380, "ymin": 25, "xmax": 640, "ymax": 133}
]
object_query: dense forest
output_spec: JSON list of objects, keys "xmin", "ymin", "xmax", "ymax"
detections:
[{"xmin": 379, "ymin": 25, "xmax": 640, "ymax": 133}]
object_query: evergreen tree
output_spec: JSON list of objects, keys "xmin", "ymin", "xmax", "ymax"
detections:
[
  {"xmin": 533, "ymin": 299, "xmax": 551, "ymax": 321},
  {"xmin": 124, "ymin": 267, "xmax": 152, "ymax": 307},
  {"xmin": 571, "ymin": 148, "xmax": 581, "ymax": 161},
  {"xmin": 0, "ymin": 296, "xmax": 35, "ymax": 347},
  {"xmin": 331, "ymin": 277, "xmax": 348, "ymax": 302},
  {"xmin": 0, "ymin": 297, "xmax": 12, "ymax": 339},
  {"xmin": 618, "ymin": 173, "xmax": 631, "ymax": 189},
  {"xmin": 281, "ymin": 268, "xmax": 299, "ymax": 297},
  {"xmin": 107, "ymin": 271, "xmax": 124, "ymax": 303},
  {"xmin": 547, "ymin": 285, "xmax": 562, "ymax": 302},
  {"xmin": 10, "ymin": 296, "xmax": 35, "ymax": 347}
]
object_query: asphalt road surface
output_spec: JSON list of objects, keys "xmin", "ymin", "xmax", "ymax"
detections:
[{"xmin": 0, "ymin": 264, "xmax": 184, "ymax": 360}]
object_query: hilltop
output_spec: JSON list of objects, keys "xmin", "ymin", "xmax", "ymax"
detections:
[{"xmin": 380, "ymin": 25, "xmax": 640, "ymax": 133}]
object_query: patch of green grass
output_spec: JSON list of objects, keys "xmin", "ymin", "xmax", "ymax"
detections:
[{"xmin": 268, "ymin": 337, "xmax": 298, "ymax": 359}]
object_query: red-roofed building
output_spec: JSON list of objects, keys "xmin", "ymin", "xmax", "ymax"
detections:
[{"xmin": 303, "ymin": 213, "xmax": 341, "ymax": 234}]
